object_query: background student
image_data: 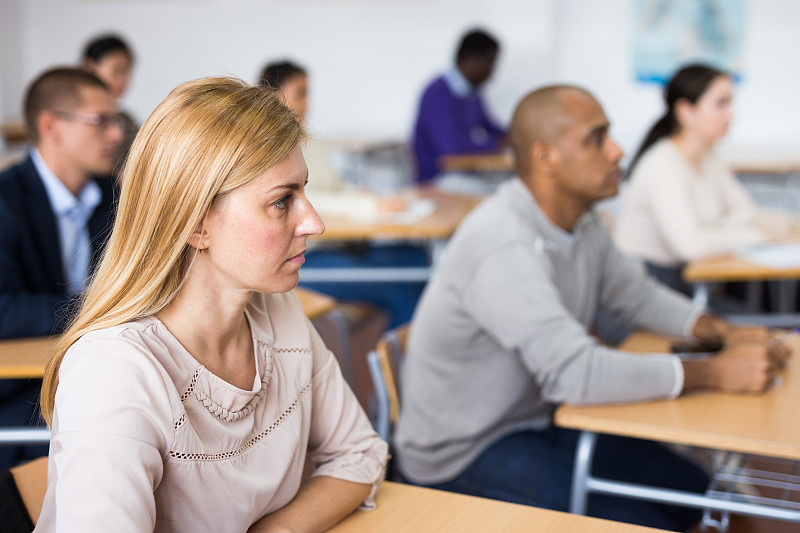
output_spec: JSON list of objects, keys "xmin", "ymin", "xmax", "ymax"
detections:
[
  {"xmin": 411, "ymin": 28, "xmax": 506, "ymax": 184},
  {"xmin": 615, "ymin": 63, "xmax": 797, "ymax": 295},
  {"xmin": 259, "ymin": 60, "xmax": 382, "ymax": 213},
  {"xmin": 394, "ymin": 84, "xmax": 790, "ymax": 532},
  {"xmin": 36, "ymin": 77, "xmax": 387, "ymax": 532},
  {"xmin": 82, "ymin": 33, "xmax": 139, "ymax": 179},
  {"xmin": 260, "ymin": 59, "xmax": 428, "ymax": 329},
  {"xmin": 0, "ymin": 67, "xmax": 120, "ymax": 469}
]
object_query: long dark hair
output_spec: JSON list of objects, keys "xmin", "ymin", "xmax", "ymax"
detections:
[
  {"xmin": 83, "ymin": 34, "xmax": 133, "ymax": 63},
  {"xmin": 258, "ymin": 60, "xmax": 306, "ymax": 91},
  {"xmin": 627, "ymin": 63, "xmax": 727, "ymax": 176}
]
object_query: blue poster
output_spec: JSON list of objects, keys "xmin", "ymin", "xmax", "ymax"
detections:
[{"xmin": 633, "ymin": 0, "xmax": 746, "ymax": 83}]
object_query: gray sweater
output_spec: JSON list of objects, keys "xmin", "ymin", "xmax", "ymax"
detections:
[{"xmin": 394, "ymin": 178, "xmax": 699, "ymax": 484}]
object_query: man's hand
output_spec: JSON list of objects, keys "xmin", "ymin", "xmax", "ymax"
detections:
[
  {"xmin": 710, "ymin": 343, "xmax": 775, "ymax": 393},
  {"xmin": 682, "ymin": 341, "xmax": 788, "ymax": 394},
  {"xmin": 723, "ymin": 325, "xmax": 769, "ymax": 345},
  {"xmin": 685, "ymin": 314, "xmax": 794, "ymax": 394}
]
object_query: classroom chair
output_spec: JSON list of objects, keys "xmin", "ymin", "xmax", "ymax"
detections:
[
  {"xmin": 0, "ymin": 456, "xmax": 47, "ymax": 532},
  {"xmin": 367, "ymin": 324, "xmax": 408, "ymax": 444}
]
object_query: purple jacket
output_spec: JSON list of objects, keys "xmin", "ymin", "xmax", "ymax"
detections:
[{"xmin": 411, "ymin": 75, "xmax": 506, "ymax": 184}]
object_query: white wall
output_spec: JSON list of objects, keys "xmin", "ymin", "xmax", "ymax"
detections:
[
  {"xmin": 1, "ymin": 0, "xmax": 799, "ymax": 158},
  {"xmin": 1, "ymin": 0, "xmax": 553, "ymax": 141},
  {"xmin": 554, "ymin": 0, "xmax": 800, "ymax": 160},
  {"xmin": 0, "ymin": 0, "xmax": 24, "ymax": 149}
]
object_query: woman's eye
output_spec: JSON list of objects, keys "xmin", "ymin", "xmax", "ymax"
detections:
[{"xmin": 275, "ymin": 194, "xmax": 292, "ymax": 210}]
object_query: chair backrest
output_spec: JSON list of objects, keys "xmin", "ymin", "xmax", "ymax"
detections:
[
  {"xmin": 367, "ymin": 324, "xmax": 409, "ymax": 442},
  {"xmin": 7, "ymin": 456, "xmax": 47, "ymax": 526}
]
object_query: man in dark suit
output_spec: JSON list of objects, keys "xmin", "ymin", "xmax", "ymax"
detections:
[{"xmin": 0, "ymin": 67, "xmax": 122, "ymax": 467}]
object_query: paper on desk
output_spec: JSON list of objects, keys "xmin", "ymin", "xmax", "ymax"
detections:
[
  {"xmin": 310, "ymin": 192, "xmax": 379, "ymax": 222},
  {"xmin": 737, "ymin": 242, "xmax": 800, "ymax": 268},
  {"xmin": 376, "ymin": 198, "xmax": 436, "ymax": 225},
  {"xmin": 311, "ymin": 192, "xmax": 436, "ymax": 225}
]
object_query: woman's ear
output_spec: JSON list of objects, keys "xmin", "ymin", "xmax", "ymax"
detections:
[
  {"xmin": 187, "ymin": 219, "xmax": 208, "ymax": 252},
  {"xmin": 674, "ymin": 98, "xmax": 695, "ymax": 130}
]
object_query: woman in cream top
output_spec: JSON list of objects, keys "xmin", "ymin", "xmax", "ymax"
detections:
[
  {"xmin": 258, "ymin": 60, "xmax": 385, "ymax": 219},
  {"xmin": 36, "ymin": 77, "xmax": 387, "ymax": 532},
  {"xmin": 617, "ymin": 138, "xmax": 764, "ymax": 266},
  {"xmin": 616, "ymin": 64, "xmax": 793, "ymax": 287}
]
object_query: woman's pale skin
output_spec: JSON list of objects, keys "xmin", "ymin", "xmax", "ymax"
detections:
[
  {"xmin": 280, "ymin": 74, "xmax": 309, "ymax": 123},
  {"xmin": 670, "ymin": 75, "xmax": 734, "ymax": 171},
  {"xmin": 156, "ymin": 146, "xmax": 371, "ymax": 533},
  {"xmin": 84, "ymin": 50, "xmax": 133, "ymax": 100},
  {"xmin": 670, "ymin": 75, "xmax": 799, "ymax": 240}
]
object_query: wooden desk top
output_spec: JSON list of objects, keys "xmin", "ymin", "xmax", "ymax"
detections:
[
  {"xmin": 0, "ymin": 288, "xmax": 336, "ymax": 379},
  {"xmin": 438, "ymin": 152, "xmax": 515, "ymax": 173},
  {"xmin": 684, "ymin": 251, "xmax": 800, "ymax": 282},
  {"xmin": 0, "ymin": 336, "xmax": 56, "ymax": 379},
  {"xmin": 321, "ymin": 137, "xmax": 405, "ymax": 154},
  {"xmin": 312, "ymin": 189, "xmax": 482, "ymax": 241},
  {"xmin": 329, "ymin": 481, "xmax": 667, "ymax": 532},
  {"xmin": 725, "ymin": 152, "xmax": 800, "ymax": 175},
  {"xmin": 0, "ymin": 121, "xmax": 28, "ymax": 143},
  {"xmin": 555, "ymin": 331, "xmax": 800, "ymax": 460}
]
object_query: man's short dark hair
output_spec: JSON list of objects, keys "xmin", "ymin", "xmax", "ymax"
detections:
[
  {"xmin": 24, "ymin": 67, "xmax": 109, "ymax": 144},
  {"xmin": 456, "ymin": 29, "xmax": 500, "ymax": 62}
]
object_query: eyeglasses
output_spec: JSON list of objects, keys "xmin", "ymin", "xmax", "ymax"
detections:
[{"xmin": 51, "ymin": 110, "xmax": 125, "ymax": 130}]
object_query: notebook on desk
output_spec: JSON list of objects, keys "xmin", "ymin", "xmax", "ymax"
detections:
[
  {"xmin": 737, "ymin": 242, "xmax": 800, "ymax": 269},
  {"xmin": 375, "ymin": 198, "xmax": 435, "ymax": 225},
  {"xmin": 311, "ymin": 192, "xmax": 436, "ymax": 225}
]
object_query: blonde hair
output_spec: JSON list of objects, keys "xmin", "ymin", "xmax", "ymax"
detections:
[{"xmin": 40, "ymin": 76, "xmax": 304, "ymax": 423}]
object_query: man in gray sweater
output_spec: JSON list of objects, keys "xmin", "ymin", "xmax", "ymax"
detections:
[{"xmin": 394, "ymin": 85, "xmax": 788, "ymax": 531}]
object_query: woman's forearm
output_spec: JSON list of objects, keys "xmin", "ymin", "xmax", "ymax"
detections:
[{"xmin": 248, "ymin": 476, "xmax": 372, "ymax": 533}]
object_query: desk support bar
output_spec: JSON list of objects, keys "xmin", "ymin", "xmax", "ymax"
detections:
[
  {"xmin": 570, "ymin": 430, "xmax": 597, "ymax": 515},
  {"xmin": 586, "ymin": 476, "xmax": 800, "ymax": 522},
  {"xmin": 0, "ymin": 428, "xmax": 50, "ymax": 445},
  {"xmin": 300, "ymin": 267, "xmax": 431, "ymax": 283},
  {"xmin": 570, "ymin": 431, "xmax": 800, "ymax": 524}
]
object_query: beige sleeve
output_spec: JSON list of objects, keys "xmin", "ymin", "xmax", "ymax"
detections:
[{"xmin": 304, "ymin": 319, "xmax": 389, "ymax": 509}]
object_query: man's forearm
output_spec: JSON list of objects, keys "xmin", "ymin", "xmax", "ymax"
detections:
[{"xmin": 691, "ymin": 313, "xmax": 730, "ymax": 343}]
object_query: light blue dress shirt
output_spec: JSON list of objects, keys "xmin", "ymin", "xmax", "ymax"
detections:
[
  {"xmin": 31, "ymin": 148, "xmax": 101, "ymax": 295},
  {"xmin": 443, "ymin": 66, "xmax": 474, "ymax": 98}
]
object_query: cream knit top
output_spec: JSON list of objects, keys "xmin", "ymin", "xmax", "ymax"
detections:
[
  {"xmin": 616, "ymin": 139, "xmax": 765, "ymax": 266},
  {"xmin": 35, "ymin": 291, "xmax": 387, "ymax": 533}
]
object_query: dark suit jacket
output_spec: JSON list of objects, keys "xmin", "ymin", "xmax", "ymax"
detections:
[{"xmin": 0, "ymin": 155, "xmax": 117, "ymax": 339}]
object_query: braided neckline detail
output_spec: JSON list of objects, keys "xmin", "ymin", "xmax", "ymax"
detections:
[{"xmin": 194, "ymin": 340, "xmax": 275, "ymax": 422}]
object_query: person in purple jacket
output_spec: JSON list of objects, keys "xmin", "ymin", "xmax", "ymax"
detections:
[{"xmin": 412, "ymin": 29, "xmax": 507, "ymax": 184}]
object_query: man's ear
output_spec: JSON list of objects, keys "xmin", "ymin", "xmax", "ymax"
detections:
[
  {"xmin": 36, "ymin": 110, "xmax": 59, "ymax": 144},
  {"xmin": 531, "ymin": 141, "xmax": 558, "ymax": 175}
]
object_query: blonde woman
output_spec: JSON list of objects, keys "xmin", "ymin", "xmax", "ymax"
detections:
[
  {"xmin": 81, "ymin": 34, "xmax": 139, "ymax": 179},
  {"xmin": 35, "ymin": 77, "xmax": 387, "ymax": 532}
]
